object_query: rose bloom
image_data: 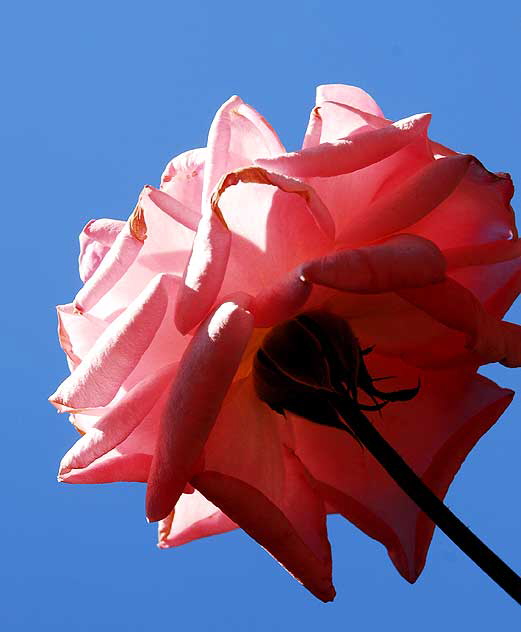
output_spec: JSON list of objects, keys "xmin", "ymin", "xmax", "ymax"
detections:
[{"xmin": 51, "ymin": 85, "xmax": 521, "ymax": 601}]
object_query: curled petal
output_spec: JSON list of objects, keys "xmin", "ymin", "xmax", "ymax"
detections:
[
  {"xmin": 399, "ymin": 278, "xmax": 521, "ymax": 366},
  {"xmin": 303, "ymin": 100, "xmax": 388, "ymax": 148},
  {"xmin": 58, "ymin": 363, "xmax": 177, "ymax": 477},
  {"xmin": 50, "ymin": 274, "xmax": 177, "ymax": 410},
  {"xmin": 252, "ymin": 272, "xmax": 312, "ymax": 328},
  {"xmin": 175, "ymin": 211, "xmax": 231, "ymax": 335},
  {"xmin": 202, "ymin": 96, "xmax": 285, "ymax": 204},
  {"xmin": 316, "ymin": 84, "xmax": 384, "ymax": 117},
  {"xmin": 157, "ymin": 491, "xmax": 237, "ymax": 549},
  {"xmin": 74, "ymin": 216, "xmax": 145, "ymax": 314},
  {"xmin": 300, "ymin": 234, "xmax": 446, "ymax": 293},
  {"xmin": 146, "ymin": 299, "xmax": 254, "ymax": 522},
  {"xmin": 57, "ymin": 304, "xmax": 107, "ymax": 369},
  {"xmin": 59, "ymin": 453, "xmax": 153, "ymax": 484},
  {"xmin": 213, "ymin": 166, "xmax": 335, "ymax": 240},
  {"xmin": 141, "ymin": 185, "xmax": 201, "ymax": 232},
  {"xmin": 255, "ymin": 113, "xmax": 431, "ymax": 178},
  {"xmin": 78, "ymin": 219, "xmax": 125, "ymax": 282},
  {"xmin": 339, "ymin": 155, "xmax": 475, "ymax": 245},
  {"xmin": 303, "ymin": 83, "xmax": 386, "ymax": 147},
  {"xmin": 160, "ymin": 147, "xmax": 206, "ymax": 212}
]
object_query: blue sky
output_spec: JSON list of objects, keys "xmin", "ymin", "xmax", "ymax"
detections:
[{"xmin": 2, "ymin": 0, "xmax": 520, "ymax": 629}]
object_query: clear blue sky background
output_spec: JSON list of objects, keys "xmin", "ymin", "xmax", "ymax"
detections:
[{"xmin": 2, "ymin": 1, "xmax": 520, "ymax": 630}]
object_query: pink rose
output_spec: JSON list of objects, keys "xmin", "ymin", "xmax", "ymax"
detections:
[{"xmin": 51, "ymin": 85, "xmax": 521, "ymax": 602}]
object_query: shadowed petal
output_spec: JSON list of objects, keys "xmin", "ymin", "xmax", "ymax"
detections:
[
  {"xmin": 301, "ymin": 234, "xmax": 446, "ymax": 293},
  {"xmin": 146, "ymin": 299, "xmax": 254, "ymax": 522},
  {"xmin": 338, "ymin": 155, "xmax": 474, "ymax": 245},
  {"xmin": 399, "ymin": 278, "xmax": 521, "ymax": 366},
  {"xmin": 252, "ymin": 272, "xmax": 312, "ymax": 328},
  {"xmin": 193, "ymin": 377, "xmax": 334, "ymax": 602},
  {"xmin": 290, "ymin": 354, "xmax": 513, "ymax": 582}
]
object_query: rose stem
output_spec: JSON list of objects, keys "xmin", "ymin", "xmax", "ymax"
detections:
[{"xmin": 336, "ymin": 402, "xmax": 521, "ymax": 604}]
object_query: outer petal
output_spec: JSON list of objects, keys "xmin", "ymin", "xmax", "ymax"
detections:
[
  {"xmin": 50, "ymin": 274, "xmax": 177, "ymax": 411},
  {"xmin": 193, "ymin": 377, "xmax": 334, "ymax": 602},
  {"xmin": 74, "ymin": 214, "xmax": 146, "ymax": 314},
  {"xmin": 146, "ymin": 299, "xmax": 254, "ymax": 522},
  {"xmin": 58, "ymin": 363, "xmax": 177, "ymax": 477},
  {"xmin": 78, "ymin": 219, "xmax": 125, "ymax": 282},
  {"xmin": 158, "ymin": 491, "xmax": 237, "ymax": 549},
  {"xmin": 300, "ymin": 234, "xmax": 446, "ymax": 293},
  {"xmin": 59, "ymin": 379, "xmax": 172, "ymax": 484},
  {"xmin": 57, "ymin": 304, "xmax": 107, "ymax": 370},
  {"xmin": 290, "ymin": 354, "xmax": 513, "ymax": 581}
]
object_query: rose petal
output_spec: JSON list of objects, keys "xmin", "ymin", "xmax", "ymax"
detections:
[
  {"xmin": 338, "ymin": 155, "xmax": 474, "ymax": 245},
  {"xmin": 213, "ymin": 166, "xmax": 335, "ymax": 240},
  {"xmin": 408, "ymin": 160, "xmax": 516, "ymax": 249},
  {"xmin": 59, "ymin": 362, "xmax": 177, "ymax": 476},
  {"xmin": 303, "ymin": 100, "xmax": 388, "ymax": 148},
  {"xmin": 174, "ymin": 210, "xmax": 231, "ymax": 335},
  {"xmin": 50, "ymin": 274, "xmax": 177, "ymax": 410},
  {"xmin": 74, "ymin": 219, "xmax": 145, "ymax": 314},
  {"xmin": 79, "ymin": 219, "xmax": 125, "ymax": 282},
  {"xmin": 399, "ymin": 278, "xmax": 521, "ymax": 366},
  {"xmin": 444, "ymin": 239, "xmax": 521, "ymax": 269},
  {"xmin": 141, "ymin": 185, "xmax": 201, "ymax": 232},
  {"xmin": 57, "ymin": 303, "xmax": 107, "ymax": 370},
  {"xmin": 160, "ymin": 147, "xmax": 206, "ymax": 212},
  {"xmin": 300, "ymin": 234, "xmax": 446, "ymax": 293},
  {"xmin": 252, "ymin": 272, "xmax": 312, "ymax": 328},
  {"xmin": 202, "ymin": 95, "xmax": 285, "ymax": 204},
  {"xmin": 193, "ymin": 377, "xmax": 334, "ymax": 602},
  {"xmin": 290, "ymin": 354, "xmax": 513, "ymax": 581},
  {"xmin": 255, "ymin": 113, "xmax": 431, "ymax": 178},
  {"xmin": 316, "ymin": 84, "xmax": 385, "ymax": 117},
  {"xmin": 146, "ymin": 299, "xmax": 254, "ymax": 522},
  {"xmin": 303, "ymin": 84, "xmax": 386, "ymax": 147},
  {"xmin": 157, "ymin": 491, "xmax": 238, "ymax": 549}
]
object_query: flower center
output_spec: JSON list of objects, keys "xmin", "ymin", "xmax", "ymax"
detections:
[{"xmin": 253, "ymin": 310, "xmax": 419, "ymax": 437}]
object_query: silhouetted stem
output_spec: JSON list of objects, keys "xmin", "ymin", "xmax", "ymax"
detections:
[{"xmin": 337, "ymin": 403, "xmax": 521, "ymax": 604}]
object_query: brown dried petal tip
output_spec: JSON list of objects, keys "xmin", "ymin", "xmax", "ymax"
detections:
[{"xmin": 129, "ymin": 203, "xmax": 147, "ymax": 242}]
